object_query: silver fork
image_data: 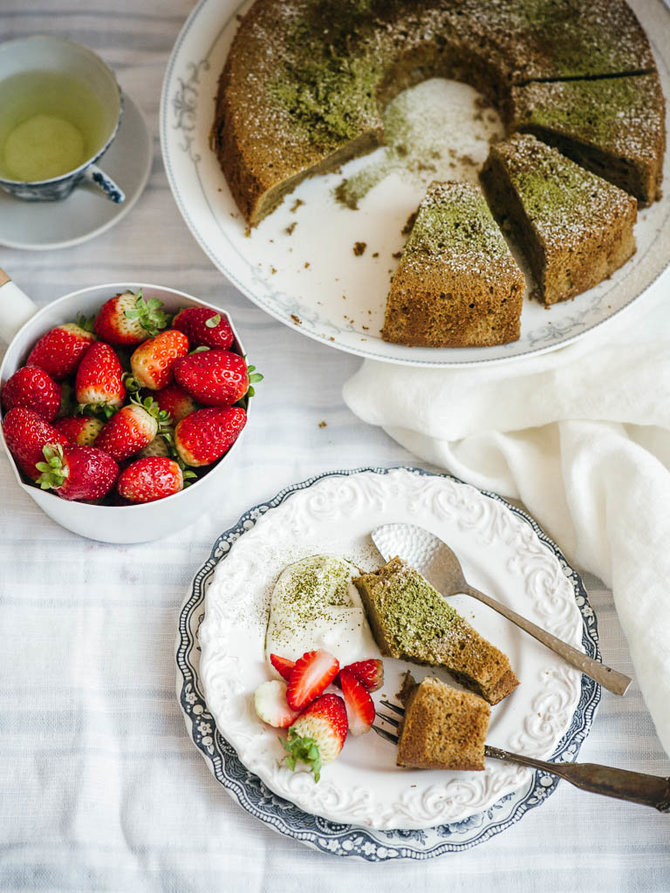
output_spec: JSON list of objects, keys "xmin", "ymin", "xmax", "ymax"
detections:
[{"xmin": 374, "ymin": 699, "xmax": 670, "ymax": 812}]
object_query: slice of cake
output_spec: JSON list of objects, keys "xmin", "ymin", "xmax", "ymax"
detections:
[
  {"xmin": 396, "ymin": 674, "xmax": 490, "ymax": 771},
  {"xmin": 381, "ymin": 181, "xmax": 525, "ymax": 347},
  {"xmin": 353, "ymin": 557, "xmax": 519, "ymax": 705},
  {"xmin": 480, "ymin": 133, "xmax": 637, "ymax": 305},
  {"xmin": 507, "ymin": 73, "xmax": 665, "ymax": 206}
]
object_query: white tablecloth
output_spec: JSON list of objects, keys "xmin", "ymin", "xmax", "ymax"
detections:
[{"xmin": 1, "ymin": 2, "xmax": 669, "ymax": 890}]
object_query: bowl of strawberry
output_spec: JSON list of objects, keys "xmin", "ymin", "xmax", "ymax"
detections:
[{"xmin": 0, "ymin": 277, "xmax": 259, "ymax": 542}]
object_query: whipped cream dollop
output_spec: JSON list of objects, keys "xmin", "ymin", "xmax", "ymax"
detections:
[{"xmin": 265, "ymin": 555, "xmax": 378, "ymax": 668}]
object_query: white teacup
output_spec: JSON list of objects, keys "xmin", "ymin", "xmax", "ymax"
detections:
[{"xmin": 0, "ymin": 36, "xmax": 125, "ymax": 203}]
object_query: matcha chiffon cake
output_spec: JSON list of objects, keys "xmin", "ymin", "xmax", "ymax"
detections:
[
  {"xmin": 354, "ymin": 557, "xmax": 519, "ymax": 705},
  {"xmin": 382, "ymin": 181, "xmax": 525, "ymax": 348},
  {"xmin": 481, "ymin": 133, "xmax": 638, "ymax": 305},
  {"xmin": 396, "ymin": 674, "xmax": 490, "ymax": 771}
]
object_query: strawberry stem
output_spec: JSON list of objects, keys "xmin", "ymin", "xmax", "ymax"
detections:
[
  {"xmin": 35, "ymin": 443, "xmax": 67, "ymax": 490},
  {"xmin": 281, "ymin": 728, "xmax": 323, "ymax": 781}
]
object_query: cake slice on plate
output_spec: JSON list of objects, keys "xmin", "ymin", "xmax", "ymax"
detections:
[
  {"xmin": 354, "ymin": 557, "xmax": 519, "ymax": 705},
  {"xmin": 481, "ymin": 133, "xmax": 638, "ymax": 305},
  {"xmin": 396, "ymin": 674, "xmax": 490, "ymax": 771},
  {"xmin": 507, "ymin": 73, "xmax": 665, "ymax": 206},
  {"xmin": 381, "ymin": 181, "xmax": 526, "ymax": 348}
]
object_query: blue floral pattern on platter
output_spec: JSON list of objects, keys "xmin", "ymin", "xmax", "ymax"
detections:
[{"xmin": 175, "ymin": 466, "xmax": 601, "ymax": 861}]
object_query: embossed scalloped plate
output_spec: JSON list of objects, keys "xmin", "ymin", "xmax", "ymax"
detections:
[
  {"xmin": 161, "ymin": 0, "xmax": 670, "ymax": 368},
  {"xmin": 177, "ymin": 468, "xmax": 601, "ymax": 856}
]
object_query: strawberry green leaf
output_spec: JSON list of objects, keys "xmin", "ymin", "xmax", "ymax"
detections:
[
  {"xmin": 281, "ymin": 728, "xmax": 323, "ymax": 782},
  {"xmin": 205, "ymin": 314, "xmax": 221, "ymax": 328}
]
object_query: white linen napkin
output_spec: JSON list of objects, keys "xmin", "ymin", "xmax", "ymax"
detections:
[{"xmin": 343, "ymin": 274, "xmax": 670, "ymax": 758}]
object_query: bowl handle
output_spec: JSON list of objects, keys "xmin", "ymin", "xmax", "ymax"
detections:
[{"xmin": 0, "ymin": 268, "xmax": 38, "ymax": 345}]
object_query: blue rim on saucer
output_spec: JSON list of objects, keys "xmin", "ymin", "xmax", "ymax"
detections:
[
  {"xmin": 0, "ymin": 93, "xmax": 151, "ymax": 250},
  {"xmin": 176, "ymin": 466, "xmax": 601, "ymax": 861}
]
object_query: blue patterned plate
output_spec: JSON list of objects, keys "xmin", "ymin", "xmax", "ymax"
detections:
[{"xmin": 176, "ymin": 467, "xmax": 600, "ymax": 860}]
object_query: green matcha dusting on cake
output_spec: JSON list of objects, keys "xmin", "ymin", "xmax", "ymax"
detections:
[
  {"xmin": 491, "ymin": 134, "xmax": 634, "ymax": 242},
  {"xmin": 513, "ymin": 75, "xmax": 663, "ymax": 155},
  {"xmin": 406, "ymin": 181, "xmax": 511, "ymax": 265},
  {"xmin": 267, "ymin": 0, "xmax": 389, "ymax": 147}
]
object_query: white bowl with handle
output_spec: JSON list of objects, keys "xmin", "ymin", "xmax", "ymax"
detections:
[{"xmin": 0, "ymin": 271, "xmax": 250, "ymax": 542}]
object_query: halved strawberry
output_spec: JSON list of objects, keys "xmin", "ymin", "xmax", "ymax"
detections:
[
  {"xmin": 270, "ymin": 653, "xmax": 296, "ymax": 682},
  {"xmin": 336, "ymin": 659, "xmax": 384, "ymax": 693},
  {"xmin": 286, "ymin": 650, "xmax": 339, "ymax": 712},
  {"xmin": 338, "ymin": 668, "xmax": 375, "ymax": 736},
  {"xmin": 283, "ymin": 693, "xmax": 348, "ymax": 781},
  {"xmin": 254, "ymin": 680, "xmax": 300, "ymax": 729}
]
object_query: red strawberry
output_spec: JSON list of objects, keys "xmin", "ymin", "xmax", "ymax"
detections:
[
  {"xmin": 336, "ymin": 659, "xmax": 384, "ymax": 693},
  {"xmin": 130, "ymin": 329, "xmax": 189, "ymax": 391},
  {"xmin": 173, "ymin": 307, "xmax": 234, "ymax": 350},
  {"xmin": 117, "ymin": 457, "xmax": 188, "ymax": 503},
  {"xmin": 283, "ymin": 693, "xmax": 348, "ymax": 780},
  {"xmin": 270, "ymin": 653, "xmax": 296, "ymax": 682},
  {"xmin": 54, "ymin": 415, "xmax": 104, "ymax": 446},
  {"xmin": 286, "ymin": 650, "xmax": 340, "ymax": 712},
  {"xmin": 173, "ymin": 349, "xmax": 260, "ymax": 406},
  {"xmin": 254, "ymin": 680, "xmax": 300, "ymax": 729},
  {"xmin": 2, "ymin": 407, "xmax": 69, "ymax": 479},
  {"xmin": 75, "ymin": 342, "xmax": 126, "ymax": 414},
  {"xmin": 94, "ymin": 290, "xmax": 169, "ymax": 345},
  {"xmin": 35, "ymin": 443, "xmax": 118, "ymax": 501},
  {"xmin": 1, "ymin": 366, "xmax": 61, "ymax": 421},
  {"xmin": 154, "ymin": 383, "xmax": 198, "ymax": 423},
  {"xmin": 174, "ymin": 405, "xmax": 246, "ymax": 467},
  {"xmin": 95, "ymin": 397, "xmax": 169, "ymax": 462},
  {"xmin": 26, "ymin": 322, "xmax": 96, "ymax": 381},
  {"xmin": 338, "ymin": 668, "xmax": 375, "ymax": 736}
]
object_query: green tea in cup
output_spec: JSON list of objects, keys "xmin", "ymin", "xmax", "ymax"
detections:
[{"xmin": 0, "ymin": 70, "xmax": 109, "ymax": 182}]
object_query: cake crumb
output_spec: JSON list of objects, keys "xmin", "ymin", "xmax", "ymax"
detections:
[
  {"xmin": 285, "ymin": 221, "xmax": 297, "ymax": 235},
  {"xmin": 290, "ymin": 198, "xmax": 304, "ymax": 213},
  {"xmin": 270, "ymin": 267, "xmax": 277, "ymax": 274},
  {"xmin": 372, "ymin": 251, "xmax": 379, "ymax": 258},
  {"xmin": 353, "ymin": 241, "xmax": 367, "ymax": 256},
  {"xmin": 318, "ymin": 420, "xmax": 327, "ymax": 428},
  {"xmin": 290, "ymin": 314, "xmax": 302, "ymax": 325}
]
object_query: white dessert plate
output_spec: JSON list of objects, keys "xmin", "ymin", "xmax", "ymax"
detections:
[
  {"xmin": 177, "ymin": 467, "xmax": 600, "ymax": 854},
  {"xmin": 161, "ymin": 0, "xmax": 670, "ymax": 367},
  {"xmin": 0, "ymin": 93, "xmax": 151, "ymax": 251}
]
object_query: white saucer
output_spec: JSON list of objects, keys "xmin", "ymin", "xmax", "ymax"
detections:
[{"xmin": 0, "ymin": 94, "xmax": 151, "ymax": 251}]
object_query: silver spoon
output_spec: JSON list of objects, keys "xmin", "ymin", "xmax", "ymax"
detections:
[{"xmin": 371, "ymin": 522, "xmax": 631, "ymax": 696}]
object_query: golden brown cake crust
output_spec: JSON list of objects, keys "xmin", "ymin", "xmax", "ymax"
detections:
[
  {"xmin": 396, "ymin": 675, "xmax": 490, "ymax": 771},
  {"xmin": 481, "ymin": 134, "xmax": 638, "ymax": 305},
  {"xmin": 354, "ymin": 557, "xmax": 519, "ymax": 705},
  {"xmin": 382, "ymin": 181, "xmax": 525, "ymax": 347}
]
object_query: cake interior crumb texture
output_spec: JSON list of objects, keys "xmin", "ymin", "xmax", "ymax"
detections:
[
  {"xmin": 396, "ymin": 674, "xmax": 490, "ymax": 771},
  {"xmin": 382, "ymin": 179, "xmax": 525, "ymax": 347},
  {"xmin": 481, "ymin": 133, "xmax": 638, "ymax": 305},
  {"xmin": 354, "ymin": 556, "xmax": 519, "ymax": 705}
]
